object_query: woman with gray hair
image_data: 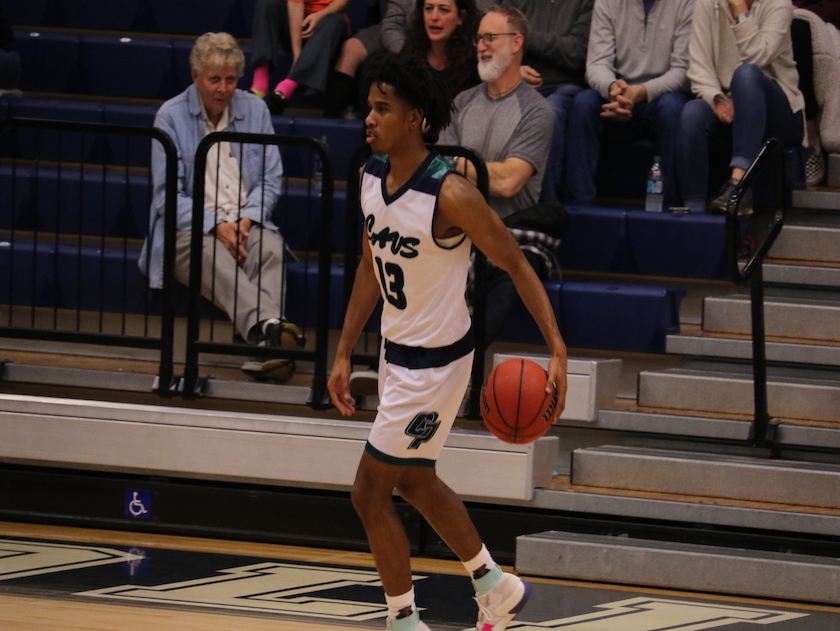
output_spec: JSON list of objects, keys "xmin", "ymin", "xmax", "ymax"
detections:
[{"xmin": 140, "ymin": 32, "xmax": 305, "ymax": 383}]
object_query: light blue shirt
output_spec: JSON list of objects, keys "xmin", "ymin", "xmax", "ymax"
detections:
[{"xmin": 139, "ymin": 84, "xmax": 283, "ymax": 288}]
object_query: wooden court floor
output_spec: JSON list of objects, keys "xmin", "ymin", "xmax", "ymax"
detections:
[{"xmin": 1, "ymin": 522, "xmax": 839, "ymax": 631}]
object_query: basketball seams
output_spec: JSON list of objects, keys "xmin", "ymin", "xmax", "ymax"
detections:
[{"xmin": 481, "ymin": 358, "xmax": 554, "ymax": 444}]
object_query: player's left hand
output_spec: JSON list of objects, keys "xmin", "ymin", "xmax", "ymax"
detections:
[{"xmin": 546, "ymin": 354, "xmax": 568, "ymax": 424}]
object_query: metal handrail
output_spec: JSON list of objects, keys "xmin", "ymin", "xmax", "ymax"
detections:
[
  {"xmin": 0, "ymin": 117, "xmax": 179, "ymax": 394},
  {"xmin": 343, "ymin": 145, "xmax": 490, "ymax": 419},
  {"xmin": 182, "ymin": 132, "xmax": 333, "ymax": 407},
  {"xmin": 724, "ymin": 138, "xmax": 788, "ymax": 448}
]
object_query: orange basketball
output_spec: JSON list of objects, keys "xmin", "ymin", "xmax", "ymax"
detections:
[{"xmin": 480, "ymin": 358, "xmax": 558, "ymax": 444}]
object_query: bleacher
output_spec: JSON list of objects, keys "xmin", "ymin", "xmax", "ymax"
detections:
[{"xmin": 3, "ymin": 0, "xmax": 840, "ymax": 609}]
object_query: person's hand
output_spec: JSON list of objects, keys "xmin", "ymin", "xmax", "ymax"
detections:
[
  {"xmin": 714, "ymin": 98, "xmax": 734, "ymax": 123},
  {"xmin": 601, "ymin": 99, "xmax": 633, "ymax": 121},
  {"xmin": 301, "ymin": 11, "xmax": 323, "ymax": 39},
  {"xmin": 546, "ymin": 353, "xmax": 568, "ymax": 424},
  {"xmin": 726, "ymin": 0, "xmax": 749, "ymax": 18},
  {"xmin": 327, "ymin": 356, "xmax": 356, "ymax": 416},
  {"xmin": 520, "ymin": 65, "xmax": 543, "ymax": 88},
  {"xmin": 602, "ymin": 79, "xmax": 633, "ymax": 121},
  {"xmin": 214, "ymin": 221, "xmax": 249, "ymax": 265}
]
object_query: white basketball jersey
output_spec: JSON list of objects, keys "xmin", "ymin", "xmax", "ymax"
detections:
[{"xmin": 360, "ymin": 152, "xmax": 472, "ymax": 348}]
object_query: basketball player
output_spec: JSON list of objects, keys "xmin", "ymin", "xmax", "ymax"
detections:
[{"xmin": 327, "ymin": 53, "xmax": 568, "ymax": 631}]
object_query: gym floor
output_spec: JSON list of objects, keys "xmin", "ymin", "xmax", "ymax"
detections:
[{"xmin": 1, "ymin": 522, "xmax": 838, "ymax": 631}]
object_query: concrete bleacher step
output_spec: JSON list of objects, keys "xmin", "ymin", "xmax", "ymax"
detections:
[
  {"xmin": 702, "ymin": 290, "xmax": 840, "ymax": 341},
  {"xmin": 792, "ymin": 186, "xmax": 840, "ymax": 211},
  {"xmin": 571, "ymin": 445, "xmax": 840, "ymax": 508},
  {"xmin": 764, "ymin": 259, "xmax": 840, "ymax": 287},
  {"xmin": 0, "ymin": 393, "xmax": 558, "ymax": 502},
  {"xmin": 597, "ymin": 409, "xmax": 840, "ymax": 450},
  {"xmin": 637, "ymin": 363, "xmax": 840, "ymax": 421},
  {"xmin": 665, "ymin": 325, "xmax": 840, "ymax": 367},
  {"xmin": 516, "ymin": 530, "xmax": 840, "ymax": 604},
  {"xmin": 768, "ymin": 211, "xmax": 840, "ymax": 263}
]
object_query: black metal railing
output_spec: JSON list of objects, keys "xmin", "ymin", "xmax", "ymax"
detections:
[
  {"xmin": 182, "ymin": 133, "xmax": 333, "ymax": 407},
  {"xmin": 724, "ymin": 138, "xmax": 788, "ymax": 448},
  {"xmin": 0, "ymin": 117, "xmax": 179, "ymax": 393},
  {"xmin": 343, "ymin": 144, "xmax": 490, "ymax": 418}
]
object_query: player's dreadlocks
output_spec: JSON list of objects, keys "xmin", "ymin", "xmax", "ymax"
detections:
[{"xmin": 361, "ymin": 51, "xmax": 455, "ymax": 143}]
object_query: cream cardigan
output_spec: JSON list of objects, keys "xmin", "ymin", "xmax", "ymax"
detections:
[{"xmin": 687, "ymin": 0, "xmax": 805, "ymax": 116}]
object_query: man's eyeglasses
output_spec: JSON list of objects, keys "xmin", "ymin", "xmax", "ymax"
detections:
[{"xmin": 472, "ymin": 32, "xmax": 518, "ymax": 46}]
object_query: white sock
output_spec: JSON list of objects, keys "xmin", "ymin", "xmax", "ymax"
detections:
[
  {"xmin": 385, "ymin": 587, "xmax": 415, "ymax": 620},
  {"xmin": 463, "ymin": 543, "xmax": 495, "ymax": 578}
]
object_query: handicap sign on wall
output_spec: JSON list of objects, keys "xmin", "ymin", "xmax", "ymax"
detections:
[{"xmin": 125, "ymin": 490, "xmax": 152, "ymax": 519}]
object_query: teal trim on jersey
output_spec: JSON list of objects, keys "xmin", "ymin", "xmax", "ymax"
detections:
[
  {"xmin": 423, "ymin": 153, "xmax": 454, "ymax": 180},
  {"xmin": 365, "ymin": 442, "xmax": 436, "ymax": 468}
]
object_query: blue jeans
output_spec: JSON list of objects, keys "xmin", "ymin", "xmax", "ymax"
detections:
[
  {"xmin": 564, "ymin": 88, "xmax": 689, "ymax": 207},
  {"xmin": 538, "ymin": 82, "xmax": 584, "ymax": 202},
  {"xmin": 676, "ymin": 64, "xmax": 804, "ymax": 208}
]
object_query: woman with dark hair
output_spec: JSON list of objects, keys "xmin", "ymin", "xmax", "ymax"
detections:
[{"xmin": 401, "ymin": 0, "xmax": 482, "ymax": 98}]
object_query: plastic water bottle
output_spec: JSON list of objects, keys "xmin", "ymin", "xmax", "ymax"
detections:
[
  {"xmin": 645, "ymin": 156, "xmax": 664, "ymax": 212},
  {"xmin": 312, "ymin": 135, "xmax": 327, "ymax": 192}
]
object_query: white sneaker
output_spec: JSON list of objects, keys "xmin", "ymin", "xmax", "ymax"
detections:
[{"xmin": 474, "ymin": 572, "xmax": 530, "ymax": 631}]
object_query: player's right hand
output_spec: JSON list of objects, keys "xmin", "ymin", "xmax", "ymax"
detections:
[{"xmin": 327, "ymin": 358, "xmax": 356, "ymax": 416}]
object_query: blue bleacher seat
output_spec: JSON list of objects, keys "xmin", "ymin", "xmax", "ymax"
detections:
[
  {"xmin": 54, "ymin": 243, "xmax": 149, "ymax": 313},
  {"xmin": 61, "ymin": 0, "xmax": 154, "ymax": 32},
  {"xmin": 7, "ymin": 99, "xmax": 105, "ymax": 163},
  {"xmin": 560, "ymin": 206, "xmax": 631, "ymax": 273},
  {"xmin": 500, "ymin": 280, "xmax": 685, "ymax": 353},
  {"xmin": 81, "ymin": 36, "xmax": 173, "ymax": 100},
  {"xmin": 293, "ymin": 118, "xmax": 366, "ymax": 181},
  {"xmin": 0, "ymin": 166, "xmax": 33, "ymax": 230},
  {"xmin": 148, "ymin": 0, "xmax": 248, "ymax": 38},
  {"xmin": 284, "ymin": 261, "xmax": 346, "ymax": 330},
  {"xmin": 0, "ymin": 240, "xmax": 56, "ymax": 309},
  {"xmin": 14, "ymin": 31, "xmax": 83, "ymax": 94},
  {"xmin": 5, "ymin": 0, "xmax": 63, "ymax": 27},
  {"xmin": 625, "ymin": 210, "xmax": 729, "ymax": 279},
  {"xmin": 102, "ymin": 103, "xmax": 158, "ymax": 167}
]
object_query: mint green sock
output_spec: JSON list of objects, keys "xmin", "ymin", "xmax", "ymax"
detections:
[{"xmin": 472, "ymin": 564, "xmax": 503, "ymax": 595}]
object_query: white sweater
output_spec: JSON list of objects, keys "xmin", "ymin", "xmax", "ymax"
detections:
[{"xmin": 687, "ymin": 0, "xmax": 804, "ymax": 115}]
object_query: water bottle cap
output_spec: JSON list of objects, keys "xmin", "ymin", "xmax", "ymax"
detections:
[{"xmin": 653, "ymin": 156, "xmax": 661, "ymax": 162}]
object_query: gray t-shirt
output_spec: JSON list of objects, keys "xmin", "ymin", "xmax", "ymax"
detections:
[{"xmin": 440, "ymin": 81, "xmax": 553, "ymax": 219}]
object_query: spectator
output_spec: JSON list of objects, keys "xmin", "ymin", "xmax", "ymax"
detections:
[
  {"xmin": 502, "ymin": 0, "xmax": 594, "ymax": 202},
  {"xmin": 676, "ymin": 0, "xmax": 804, "ymax": 213},
  {"xmin": 248, "ymin": 0, "xmax": 351, "ymax": 115},
  {"xmin": 0, "ymin": 2, "xmax": 21, "ymax": 94},
  {"xmin": 439, "ymin": 5, "xmax": 562, "ymax": 344},
  {"xmin": 791, "ymin": 0, "xmax": 840, "ymax": 184},
  {"xmin": 401, "ymin": 0, "xmax": 485, "ymax": 98},
  {"xmin": 564, "ymin": 0, "xmax": 694, "ymax": 208},
  {"xmin": 324, "ymin": 0, "xmax": 414, "ymax": 117},
  {"xmin": 139, "ymin": 33, "xmax": 304, "ymax": 382}
]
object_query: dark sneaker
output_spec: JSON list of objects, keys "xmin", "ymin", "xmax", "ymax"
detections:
[
  {"xmin": 708, "ymin": 177, "xmax": 739, "ymax": 214},
  {"xmin": 264, "ymin": 320, "xmax": 306, "ymax": 350},
  {"xmin": 241, "ymin": 358, "xmax": 295, "ymax": 383},
  {"xmin": 264, "ymin": 90, "xmax": 287, "ymax": 115}
]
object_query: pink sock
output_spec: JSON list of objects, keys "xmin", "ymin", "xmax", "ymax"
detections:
[
  {"xmin": 250, "ymin": 65, "xmax": 270, "ymax": 95},
  {"xmin": 274, "ymin": 78, "xmax": 299, "ymax": 99}
]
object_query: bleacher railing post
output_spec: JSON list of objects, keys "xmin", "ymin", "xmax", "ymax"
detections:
[
  {"xmin": 0, "ymin": 118, "xmax": 179, "ymax": 395},
  {"xmin": 184, "ymin": 132, "xmax": 332, "ymax": 405},
  {"xmin": 725, "ymin": 138, "xmax": 787, "ymax": 449}
]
